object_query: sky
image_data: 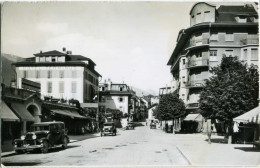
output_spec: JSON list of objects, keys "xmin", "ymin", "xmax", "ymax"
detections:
[{"xmin": 1, "ymin": 1, "xmax": 248, "ymax": 95}]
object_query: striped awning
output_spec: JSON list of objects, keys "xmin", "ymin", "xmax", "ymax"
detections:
[
  {"xmin": 1, "ymin": 102, "xmax": 20, "ymax": 121},
  {"xmin": 233, "ymin": 106, "xmax": 260, "ymax": 124},
  {"xmin": 184, "ymin": 113, "xmax": 203, "ymax": 122},
  {"xmin": 50, "ymin": 109, "xmax": 87, "ymax": 119}
]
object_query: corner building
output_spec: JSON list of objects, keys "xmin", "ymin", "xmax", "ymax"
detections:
[
  {"xmin": 13, "ymin": 49, "xmax": 101, "ymax": 104},
  {"xmin": 167, "ymin": 2, "xmax": 259, "ymax": 114}
]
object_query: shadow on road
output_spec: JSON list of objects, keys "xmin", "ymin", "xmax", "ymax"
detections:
[
  {"xmin": 204, "ymin": 138, "xmax": 228, "ymax": 144},
  {"xmin": 3, "ymin": 161, "xmax": 42, "ymax": 166},
  {"xmin": 234, "ymin": 147, "xmax": 260, "ymax": 152},
  {"xmin": 69, "ymin": 134, "xmax": 100, "ymax": 143}
]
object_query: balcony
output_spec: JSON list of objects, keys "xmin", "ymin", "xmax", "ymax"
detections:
[
  {"xmin": 186, "ymin": 38, "xmax": 209, "ymax": 51},
  {"xmin": 186, "ymin": 103, "xmax": 200, "ymax": 110},
  {"xmin": 186, "ymin": 80, "xmax": 206, "ymax": 88},
  {"xmin": 240, "ymin": 38, "xmax": 259, "ymax": 45},
  {"xmin": 186, "ymin": 59, "xmax": 209, "ymax": 69}
]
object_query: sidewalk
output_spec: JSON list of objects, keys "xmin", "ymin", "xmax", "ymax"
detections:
[
  {"xmin": 1, "ymin": 132, "xmax": 102, "ymax": 157},
  {"xmin": 173, "ymin": 133, "xmax": 260, "ymax": 166}
]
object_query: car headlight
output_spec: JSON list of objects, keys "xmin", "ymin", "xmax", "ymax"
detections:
[
  {"xmin": 21, "ymin": 135, "xmax": 25, "ymax": 140},
  {"xmin": 38, "ymin": 139, "xmax": 43, "ymax": 143},
  {"xmin": 32, "ymin": 134, "xmax": 37, "ymax": 140}
]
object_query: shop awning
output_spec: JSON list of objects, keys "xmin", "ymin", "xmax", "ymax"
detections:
[
  {"xmin": 11, "ymin": 103, "xmax": 35, "ymax": 122},
  {"xmin": 233, "ymin": 106, "xmax": 260, "ymax": 124},
  {"xmin": 184, "ymin": 113, "xmax": 203, "ymax": 122},
  {"xmin": 50, "ymin": 109, "xmax": 87, "ymax": 119},
  {"xmin": 1, "ymin": 102, "xmax": 20, "ymax": 122}
]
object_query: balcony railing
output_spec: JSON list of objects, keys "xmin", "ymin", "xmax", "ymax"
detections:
[
  {"xmin": 186, "ymin": 59, "xmax": 209, "ymax": 69},
  {"xmin": 188, "ymin": 38, "xmax": 209, "ymax": 49},
  {"xmin": 186, "ymin": 103, "xmax": 200, "ymax": 109},
  {"xmin": 240, "ymin": 38, "xmax": 259, "ymax": 45},
  {"xmin": 186, "ymin": 80, "xmax": 206, "ymax": 88}
]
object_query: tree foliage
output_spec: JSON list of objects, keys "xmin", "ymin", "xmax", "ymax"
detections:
[
  {"xmin": 199, "ymin": 56, "xmax": 259, "ymax": 122},
  {"xmin": 106, "ymin": 108, "xmax": 123, "ymax": 120},
  {"xmin": 155, "ymin": 93, "xmax": 186, "ymax": 121}
]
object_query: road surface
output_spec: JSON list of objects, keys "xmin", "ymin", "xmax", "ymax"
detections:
[{"xmin": 2, "ymin": 124, "xmax": 189, "ymax": 166}]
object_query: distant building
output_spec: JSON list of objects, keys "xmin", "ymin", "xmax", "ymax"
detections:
[
  {"xmin": 13, "ymin": 48, "xmax": 101, "ymax": 104},
  {"xmin": 167, "ymin": 2, "xmax": 259, "ymax": 115},
  {"xmin": 99, "ymin": 79, "xmax": 135, "ymax": 116}
]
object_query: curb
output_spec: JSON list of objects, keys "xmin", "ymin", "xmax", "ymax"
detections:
[{"xmin": 176, "ymin": 145, "xmax": 192, "ymax": 165}]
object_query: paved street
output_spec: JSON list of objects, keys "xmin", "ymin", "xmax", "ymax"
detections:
[
  {"xmin": 2, "ymin": 124, "xmax": 260, "ymax": 167},
  {"xmin": 2, "ymin": 124, "xmax": 189, "ymax": 166}
]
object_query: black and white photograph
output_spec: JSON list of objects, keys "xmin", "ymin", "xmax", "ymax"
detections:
[{"xmin": 0, "ymin": 1, "xmax": 260, "ymax": 167}]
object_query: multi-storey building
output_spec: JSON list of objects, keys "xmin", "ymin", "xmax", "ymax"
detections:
[
  {"xmin": 13, "ymin": 48, "xmax": 101, "ymax": 104},
  {"xmin": 167, "ymin": 2, "xmax": 259, "ymax": 114},
  {"xmin": 99, "ymin": 79, "xmax": 134, "ymax": 115}
]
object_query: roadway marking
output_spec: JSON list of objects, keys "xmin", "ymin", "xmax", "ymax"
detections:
[{"xmin": 176, "ymin": 145, "xmax": 192, "ymax": 165}]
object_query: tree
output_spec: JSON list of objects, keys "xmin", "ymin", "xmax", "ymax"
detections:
[
  {"xmin": 199, "ymin": 56, "xmax": 259, "ymax": 140},
  {"xmin": 106, "ymin": 108, "xmax": 123, "ymax": 120},
  {"xmin": 155, "ymin": 93, "xmax": 186, "ymax": 121}
]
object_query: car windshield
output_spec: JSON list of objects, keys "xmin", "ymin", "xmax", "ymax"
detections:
[
  {"xmin": 104, "ymin": 123, "xmax": 113, "ymax": 126},
  {"xmin": 31, "ymin": 125, "xmax": 50, "ymax": 131}
]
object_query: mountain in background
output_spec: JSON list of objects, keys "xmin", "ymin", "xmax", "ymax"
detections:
[
  {"xmin": 130, "ymin": 86, "xmax": 157, "ymax": 97},
  {"xmin": 2, "ymin": 53, "xmax": 24, "ymax": 86}
]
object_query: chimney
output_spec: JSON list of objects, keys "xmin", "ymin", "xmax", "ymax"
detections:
[
  {"xmin": 40, "ymin": 50, "xmax": 42, "ymax": 54},
  {"xmin": 63, "ymin": 47, "xmax": 66, "ymax": 52}
]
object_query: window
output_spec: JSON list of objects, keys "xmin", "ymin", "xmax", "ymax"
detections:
[
  {"xmin": 251, "ymin": 49, "xmax": 258, "ymax": 60},
  {"xmin": 59, "ymin": 71, "xmax": 64, "ymax": 78},
  {"xmin": 120, "ymin": 87, "xmax": 123, "ymax": 91},
  {"xmin": 59, "ymin": 81, "xmax": 64, "ymax": 93},
  {"xmin": 51, "ymin": 57, "xmax": 56, "ymax": 62},
  {"xmin": 225, "ymin": 33, "xmax": 234, "ymax": 41},
  {"xmin": 183, "ymin": 59, "xmax": 186, "ymax": 65},
  {"xmin": 47, "ymin": 82, "xmax": 52, "ymax": 93},
  {"xmin": 119, "ymin": 97, "xmax": 124, "ymax": 102},
  {"xmin": 182, "ymin": 76, "xmax": 185, "ymax": 84},
  {"xmin": 196, "ymin": 52, "xmax": 202, "ymax": 58},
  {"xmin": 23, "ymin": 70, "xmax": 27, "ymax": 78},
  {"xmin": 71, "ymin": 82, "xmax": 77, "ymax": 93},
  {"xmin": 243, "ymin": 49, "xmax": 248, "ymax": 60},
  {"xmin": 72, "ymin": 71, "xmax": 77, "ymax": 78},
  {"xmin": 47, "ymin": 71, "xmax": 52, "ymax": 78},
  {"xmin": 225, "ymin": 50, "xmax": 233, "ymax": 57},
  {"xmin": 40, "ymin": 57, "xmax": 45, "ymax": 62},
  {"xmin": 210, "ymin": 32, "xmax": 218, "ymax": 41},
  {"xmin": 36, "ymin": 70, "xmax": 40, "ymax": 78},
  {"xmin": 210, "ymin": 50, "xmax": 217, "ymax": 56}
]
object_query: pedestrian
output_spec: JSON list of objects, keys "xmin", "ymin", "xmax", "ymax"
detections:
[{"xmin": 206, "ymin": 119, "xmax": 213, "ymax": 144}]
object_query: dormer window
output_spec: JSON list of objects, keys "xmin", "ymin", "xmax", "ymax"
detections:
[
  {"xmin": 235, "ymin": 15, "xmax": 247, "ymax": 23},
  {"xmin": 39, "ymin": 57, "xmax": 45, "ymax": 62},
  {"xmin": 250, "ymin": 15, "xmax": 258, "ymax": 23},
  {"xmin": 196, "ymin": 12, "xmax": 202, "ymax": 23},
  {"xmin": 51, "ymin": 56, "xmax": 56, "ymax": 62}
]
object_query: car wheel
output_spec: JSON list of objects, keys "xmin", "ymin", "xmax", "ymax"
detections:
[
  {"xmin": 41, "ymin": 141, "xmax": 49, "ymax": 154},
  {"xmin": 62, "ymin": 137, "xmax": 68, "ymax": 149}
]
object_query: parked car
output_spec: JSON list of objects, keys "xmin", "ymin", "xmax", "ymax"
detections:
[
  {"xmin": 14, "ymin": 122, "xmax": 70, "ymax": 154},
  {"xmin": 150, "ymin": 122, "xmax": 156, "ymax": 129},
  {"xmin": 101, "ymin": 122, "xmax": 117, "ymax": 136},
  {"xmin": 126, "ymin": 122, "xmax": 135, "ymax": 130}
]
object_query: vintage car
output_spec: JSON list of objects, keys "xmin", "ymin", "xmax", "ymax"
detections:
[
  {"xmin": 126, "ymin": 122, "xmax": 135, "ymax": 130},
  {"xmin": 150, "ymin": 122, "xmax": 156, "ymax": 129},
  {"xmin": 14, "ymin": 122, "xmax": 70, "ymax": 154},
  {"xmin": 101, "ymin": 122, "xmax": 117, "ymax": 136}
]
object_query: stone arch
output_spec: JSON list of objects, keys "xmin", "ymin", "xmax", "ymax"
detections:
[{"xmin": 26, "ymin": 102, "xmax": 41, "ymax": 123}]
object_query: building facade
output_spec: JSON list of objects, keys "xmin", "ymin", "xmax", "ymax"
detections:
[
  {"xmin": 167, "ymin": 2, "xmax": 259, "ymax": 114},
  {"xmin": 99, "ymin": 79, "xmax": 134, "ymax": 115},
  {"xmin": 13, "ymin": 49, "xmax": 101, "ymax": 104}
]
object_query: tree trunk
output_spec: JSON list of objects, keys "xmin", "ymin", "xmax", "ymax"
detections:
[{"xmin": 227, "ymin": 121, "xmax": 233, "ymax": 144}]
